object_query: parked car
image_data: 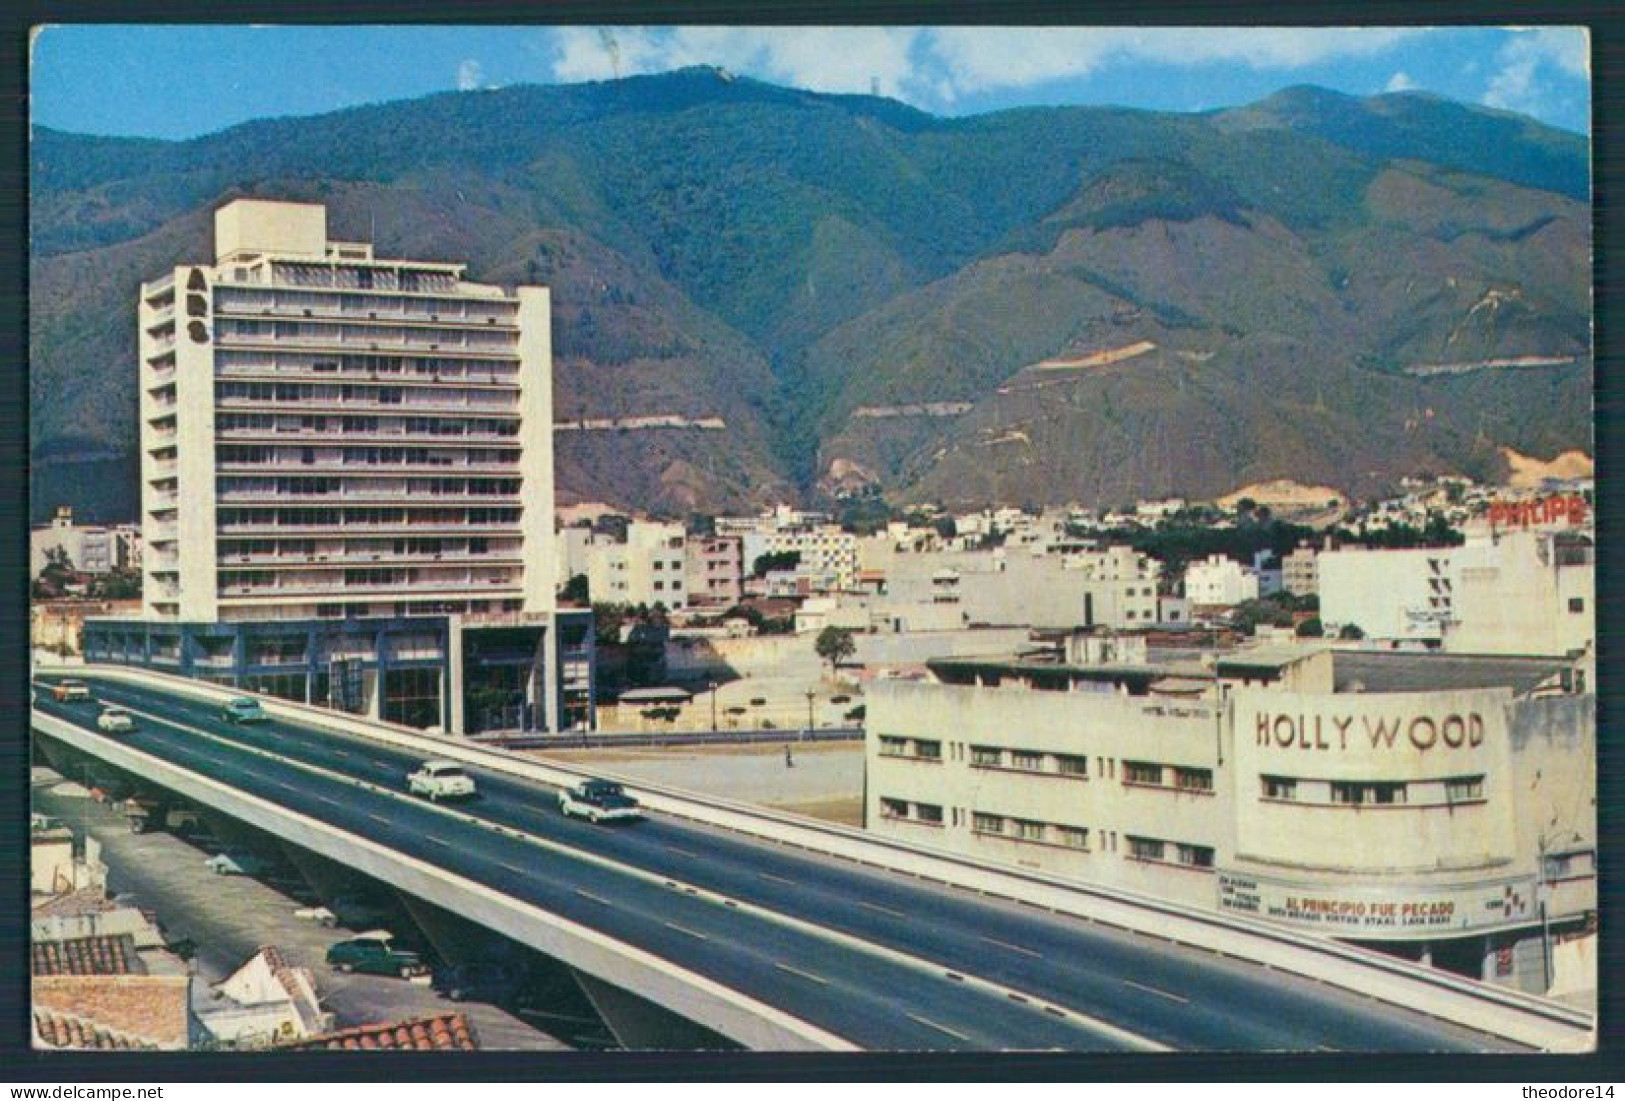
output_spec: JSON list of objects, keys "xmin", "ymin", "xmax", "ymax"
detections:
[
  {"xmin": 326, "ymin": 931, "xmax": 429, "ymax": 978},
  {"xmin": 294, "ymin": 906, "xmax": 339, "ymax": 928},
  {"xmin": 408, "ymin": 760, "xmax": 477, "ymax": 802},
  {"xmin": 559, "ymin": 779, "xmax": 642, "ymax": 824},
  {"xmin": 205, "ymin": 851, "xmax": 270, "ymax": 877},
  {"xmin": 51, "ymin": 679, "xmax": 91, "ymax": 702},
  {"xmin": 96, "ymin": 707, "xmax": 136, "ymax": 734},
  {"xmin": 219, "ymin": 697, "xmax": 267, "ymax": 724},
  {"xmin": 433, "ymin": 960, "xmax": 530, "ymax": 1004}
]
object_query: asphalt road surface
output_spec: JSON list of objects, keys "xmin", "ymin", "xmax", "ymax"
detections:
[{"xmin": 35, "ymin": 675, "xmax": 1528, "ymax": 1053}]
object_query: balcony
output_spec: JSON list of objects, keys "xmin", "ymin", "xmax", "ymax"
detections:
[
  {"xmin": 217, "ymin": 551, "xmax": 523, "ymax": 569},
  {"xmin": 219, "ymin": 577, "xmax": 519, "ymax": 600},
  {"xmin": 214, "ymin": 301, "xmax": 518, "ymax": 330},
  {"xmin": 215, "ymin": 458, "xmax": 521, "ymax": 475}
]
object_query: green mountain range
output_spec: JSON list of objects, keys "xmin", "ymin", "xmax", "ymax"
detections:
[{"xmin": 31, "ymin": 68, "xmax": 1591, "ymax": 521}]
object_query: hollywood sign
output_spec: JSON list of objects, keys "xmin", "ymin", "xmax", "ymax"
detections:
[{"xmin": 1254, "ymin": 711, "xmax": 1486, "ymax": 753}]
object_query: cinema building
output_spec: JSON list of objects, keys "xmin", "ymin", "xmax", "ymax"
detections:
[
  {"xmin": 83, "ymin": 199, "xmax": 593, "ymax": 735},
  {"xmin": 866, "ymin": 636, "xmax": 1594, "ymax": 994}
]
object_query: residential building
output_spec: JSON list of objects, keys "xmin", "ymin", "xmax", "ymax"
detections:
[
  {"xmin": 1319, "ymin": 546, "xmax": 1453, "ymax": 644},
  {"xmin": 1184, "ymin": 554, "xmax": 1260, "ymax": 608},
  {"xmin": 31, "ymin": 507, "xmax": 140, "ymax": 577},
  {"xmin": 1282, "ymin": 541, "xmax": 1325, "ymax": 598},
  {"xmin": 1445, "ymin": 532, "xmax": 1593, "ymax": 658},
  {"xmin": 83, "ymin": 199, "xmax": 592, "ymax": 735},
  {"xmin": 867, "ymin": 645, "xmax": 1594, "ymax": 995},
  {"xmin": 685, "ymin": 534, "xmax": 744, "ymax": 609},
  {"xmin": 199, "ymin": 946, "xmax": 330, "ymax": 1047},
  {"xmin": 32, "ymin": 933, "xmax": 193, "ymax": 1050},
  {"xmin": 583, "ymin": 521, "xmax": 688, "ymax": 609}
]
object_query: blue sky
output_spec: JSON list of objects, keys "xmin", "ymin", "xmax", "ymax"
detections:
[{"xmin": 30, "ymin": 25, "xmax": 1591, "ymax": 141}]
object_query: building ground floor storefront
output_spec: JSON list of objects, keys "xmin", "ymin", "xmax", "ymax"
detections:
[{"xmin": 82, "ymin": 610, "xmax": 595, "ymax": 736}]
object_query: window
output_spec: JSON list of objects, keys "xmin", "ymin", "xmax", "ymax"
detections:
[
  {"xmin": 878, "ymin": 736, "xmax": 907, "ymax": 757},
  {"xmin": 915, "ymin": 803, "xmax": 944, "ymax": 824},
  {"xmin": 1013, "ymin": 819, "xmax": 1045, "ymax": 843},
  {"xmin": 1174, "ymin": 767, "xmax": 1213, "ymax": 792},
  {"xmin": 1569, "ymin": 598, "xmax": 1585, "ymax": 613},
  {"xmin": 1055, "ymin": 754, "xmax": 1088, "ymax": 778},
  {"xmin": 1445, "ymin": 775, "xmax": 1484, "ymax": 803},
  {"xmin": 1124, "ymin": 760, "xmax": 1163, "ymax": 786},
  {"xmin": 1176, "ymin": 844, "xmax": 1215, "ymax": 868},
  {"xmin": 1332, "ymin": 781, "xmax": 1408, "ymax": 806},
  {"xmin": 972, "ymin": 813, "xmax": 1004, "ymax": 835},
  {"xmin": 970, "ymin": 746, "xmax": 1002, "ymax": 768},
  {"xmin": 1055, "ymin": 826, "xmax": 1090, "ymax": 850},
  {"xmin": 880, "ymin": 798, "xmax": 908, "ymax": 819},
  {"xmin": 914, "ymin": 739, "xmax": 942, "ymax": 760},
  {"xmin": 1128, "ymin": 836, "xmax": 1165, "ymax": 862},
  {"xmin": 1262, "ymin": 775, "xmax": 1297, "ymax": 801},
  {"xmin": 1011, "ymin": 751, "xmax": 1044, "ymax": 771}
]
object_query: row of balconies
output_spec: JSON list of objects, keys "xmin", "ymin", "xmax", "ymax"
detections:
[
  {"xmin": 218, "ymin": 577, "xmax": 518, "ymax": 599},
  {"xmin": 214, "ymin": 392, "xmax": 518, "ymax": 414},
  {"xmin": 217, "ymin": 550, "xmax": 523, "ymax": 568},
  {"xmin": 215, "ymin": 325, "xmax": 517, "ymax": 356},
  {"xmin": 214, "ymin": 298, "xmax": 517, "ymax": 330},
  {"xmin": 215, "ymin": 459, "xmax": 519, "ymax": 475},
  {"xmin": 214, "ymin": 364, "xmax": 520, "ymax": 390}
]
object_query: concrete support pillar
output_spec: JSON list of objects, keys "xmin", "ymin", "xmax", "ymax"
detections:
[{"xmin": 570, "ymin": 970, "xmax": 734, "ymax": 1051}]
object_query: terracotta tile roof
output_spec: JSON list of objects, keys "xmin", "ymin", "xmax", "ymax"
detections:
[
  {"xmin": 283, "ymin": 1013, "xmax": 478, "ymax": 1052},
  {"xmin": 33, "ymin": 1008, "xmax": 158, "ymax": 1051},
  {"xmin": 31, "ymin": 888, "xmax": 118, "ymax": 919},
  {"xmin": 32, "ymin": 934, "xmax": 141, "ymax": 976}
]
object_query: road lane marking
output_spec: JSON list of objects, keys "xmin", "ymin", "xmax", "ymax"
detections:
[
  {"xmin": 367, "ymin": 813, "xmax": 390, "ymax": 825},
  {"xmin": 1122, "ymin": 979, "xmax": 1190, "ymax": 1005},
  {"xmin": 665, "ymin": 845, "xmax": 700, "ymax": 858},
  {"xmin": 859, "ymin": 900, "xmax": 906, "ymax": 919},
  {"xmin": 574, "ymin": 889, "xmax": 611, "ymax": 905},
  {"xmin": 499, "ymin": 862, "xmax": 526, "ymax": 876},
  {"xmin": 906, "ymin": 1013, "xmax": 972, "ymax": 1043},
  {"xmin": 426, "ymin": 836, "xmax": 450, "ymax": 847},
  {"xmin": 757, "ymin": 871, "xmax": 796, "ymax": 886},
  {"xmin": 774, "ymin": 963, "xmax": 830, "ymax": 986},
  {"xmin": 663, "ymin": 921, "xmax": 709, "ymax": 941},
  {"xmin": 980, "ymin": 935, "xmax": 1042, "ymax": 959}
]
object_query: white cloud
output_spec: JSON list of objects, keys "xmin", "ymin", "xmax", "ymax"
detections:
[
  {"xmin": 457, "ymin": 58, "xmax": 485, "ymax": 92},
  {"xmin": 1483, "ymin": 28, "xmax": 1588, "ymax": 117},
  {"xmin": 925, "ymin": 27, "xmax": 1424, "ymax": 98},
  {"xmin": 551, "ymin": 26, "xmax": 924, "ymax": 99},
  {"xmin": 1385, "ymin": 71, "xmax": 1418, "ymax": 92}
]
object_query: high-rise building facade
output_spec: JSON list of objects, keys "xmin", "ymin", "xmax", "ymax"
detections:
[{"xmin": 89, "ymin": 200, "xmax": 592, "ymax": 734}]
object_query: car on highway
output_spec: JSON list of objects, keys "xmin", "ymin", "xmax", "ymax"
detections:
[
  {"xmin": 408, "ymin": 760, "xmax": 477, "ymax": 802},
  {"xmin": 559, "ymin": 779, "xmax": 642, "ymax": 824},
  {"xmin": 204, "ymin": 851, "xmax": 270, "ymax": 877},
  {"xmin": 326, "ymin": 931, "xmax": 429, "ymax": 979},
  {"xmin": 219, "ymin": 697, "xmax": 267, "ymax": 724},
  {"xmin": 51, "ymin": 679, "xmax": 91, "ymax": 702},
  {"xmin": 96, "ymin": 707, "xmax": 136, "ymax": 734}
]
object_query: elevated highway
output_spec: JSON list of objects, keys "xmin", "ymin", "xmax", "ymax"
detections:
[{"xmin": 31, "ymin": 668, "xmax": 1593, "ymax": 1053}]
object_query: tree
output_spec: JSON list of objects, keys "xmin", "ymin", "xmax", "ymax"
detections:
[
  {"xmin": 752, "ymin": 550, "xmax": 800, "ymax": 578},
  {"xmin": 560, "ymin": 573, "xmax": 590, "ymax": 605},
  {"xmin": 1296, "ymin": 617, "xmax": 1324, "ymax": 638},
  {"xmin": 1339, "ymin": 623, "xmax": 1366, "ymax": 640},
  {"xmin": 815, "ymin": 626, "xmax": 857, "ymax": 673}
]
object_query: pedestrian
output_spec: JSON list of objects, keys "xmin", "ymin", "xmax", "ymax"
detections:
[{"xmin": 785, "ymin": 744, "xmax": 794, "ymax": 768}]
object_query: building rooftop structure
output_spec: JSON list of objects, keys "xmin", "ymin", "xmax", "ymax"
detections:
[
  {"xmin": 32, "ymin": 933, "xmax": 142, "ymax": 977},
  {"xmin": 283, "ymin": 1012, "xmax": 478, "ymax": 1052},
  {"xmin": 33, "ymin": 1008, "xmax": 160, "ymax": 1051}
]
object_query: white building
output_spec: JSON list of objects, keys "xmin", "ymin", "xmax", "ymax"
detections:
[
  {"xmin": 31, "ymin": 507, "xmax": 141, "ymax": 576},
  {"xmin": 86, "ymin": 199, "xmax": 594, "ymax": 735},
  {"xmin": 1282, "ymin": 541, "xmax": 1324, "ymax": 598},
  {"xmin": 867, "ymin": 646, "xmax": 1594, "ymax": 994},
  {"xmin": 583, "ymin": 521, "xmax": 688, "ymax": 609},
  {"xmin": 1446, "ymin": 532, "xmax": 1593, "ymax": 658},
  {"xmin": 1183, "ymin": 554, "xmax": 1260, "ymax": 607}
]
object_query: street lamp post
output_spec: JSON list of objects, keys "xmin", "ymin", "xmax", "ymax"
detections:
[
  {"xmin": 709, "ymin": 680, "xmax": 718, "ymax": 732},
  {"xmin": 804, "ymin": 690, "xmax": 815, "ymax": 739}
]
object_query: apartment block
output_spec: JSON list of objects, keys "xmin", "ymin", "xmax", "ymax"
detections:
[{"xmin": 86, "ymin": 199, "xmax": 592, "ymax": 734}]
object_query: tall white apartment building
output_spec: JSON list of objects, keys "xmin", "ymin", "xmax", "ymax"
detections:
[
  {"xmin": 88, "ymin": 199, "xmax": 593, "ymax": 735},
  {"xmin": 1183, "ymin": 554, "xmax": 1260, "ymax": 607}
]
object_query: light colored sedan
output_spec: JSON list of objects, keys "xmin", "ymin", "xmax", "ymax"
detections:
[{"xmin": 96, "ymin": 707, "xmax": 136, "ymax": 734}]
